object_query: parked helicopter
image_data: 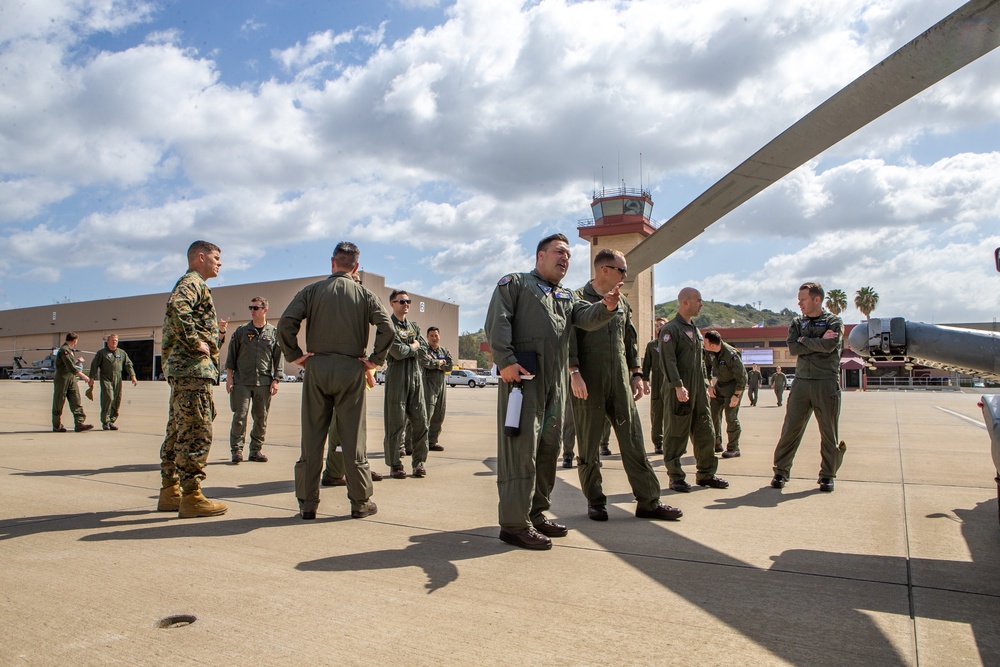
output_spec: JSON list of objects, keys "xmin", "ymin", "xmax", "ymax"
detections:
[{"xmin": 7, "ymin": 348, "xmax": 86, "ymax": 380}]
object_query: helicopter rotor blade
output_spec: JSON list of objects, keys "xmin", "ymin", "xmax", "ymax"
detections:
[{"xmin": 626, "ymin": 0, "xmax": 1000, "ymax": 275}]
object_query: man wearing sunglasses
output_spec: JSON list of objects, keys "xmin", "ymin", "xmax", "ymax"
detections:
[
  {"xmin": 568, "ymin": 249, "xmax": 682, "ymax": 523},
  {"xmin": 225, "ymin": 297, "xmax": 283, "ymax": 464},
  {"xmin": 485, "ymin": 234, "xmax": 623, "ymax": 551},
  {"xmin": 383, "ymin": 290, "xmax": 431, "ymax": 479}
]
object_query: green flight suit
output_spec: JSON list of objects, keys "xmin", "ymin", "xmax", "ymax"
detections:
[
  {"xmin": 226, "ymin": 321, "xmax": 283, "ymax": 456},
  {"xmin": 52, "ymin": 343, "xmax": 86, "ymax": 429},
  {"xmin": 89, "ymin": 344, "xmax": 135, "ymax": 426},
  {"xmin": 323, "ymin": 410, "xmax": 379, "ymax": 483},
  {"xmin": 773, "ymin": 370, "xmax": 787, "ymax": 406},
  {"xmin": 159, "ymin": 269, "xmax": 222, "ymax": 492},
  {"xmin": 421, "ymin": 345, "xmax": 452, "ymax": 447},
  {"xmin": 484, "ymin": 270, "xmax": 616, "ymax": 531},
  {"xmin": 383, "ymin": 315, "xmax": 430, "ymax": 469},
  {"xmin": 772, "ymin": 311, "xmax": 846, "ymax": 481},
  {"xmin": 658, "ymin": 314, "xmax": 718, "ymax": 483},
  {"xmin": 568, "ymin": 283, "xmax": 663, "ymax": 512},
  {"xmin": 747, "ymin": 368, "xmax": 762, "ymax": 406},
  {"xmin": 278, "ymin": 272, "xmax": 394, "ymax": 514},
  {"xmin": 561, "ymin": 402, "xmax": 610, "ymax": 459},
  {"xmin": 641, "ymin": 337, "xmax": 664, "ymax": 450},
  {"xmin": 707, "ymin": 342, "xmax": 747, "ymax": 452}
]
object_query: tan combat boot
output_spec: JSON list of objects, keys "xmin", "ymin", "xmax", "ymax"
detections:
[
  {"xmin": 178, "ymin": 489, "xmax": 228, "ymax": 519},
  {"xmin": 157, "ymin": 481, "xmax": 181, "ymax": 512}
]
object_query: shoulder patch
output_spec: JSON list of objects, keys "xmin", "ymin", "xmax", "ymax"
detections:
[
  {"xmin": 662, "ymin": 333, "xmax": 671, "ymax": 343},
  {"xmin": 497, "ymin": 275, "xmax": 513, "ymax": 286}
]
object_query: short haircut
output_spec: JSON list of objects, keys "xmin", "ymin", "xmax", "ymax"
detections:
[
  {"xmin": 106, "ymin": 333, "xmax": 118, "ymax": 340},
  {"xmin": 187, "ymin": 240, "xmax": 220, "ymax": 262},
  {"xmin": 389, "ymin": 289, "xmax": 409, "ymax": 302},
  {"xmin": 536, "ymin": 233, "xmax": 568, "ymax": 255},
  {"xmin": 250, "ymin": 296, "xmax": 268, "ymax": 308},
  {"xmin": 426, "ymin": 326, "xmax": 439, "ymax": 333},
  {"xmin": 799, "ymin": 282, "xmax": 825, "ymax": 300},
  {"xmin": 65, "ymin": 332, "xmax": 79, "ymax": 342},
  {"xmin": 594, "ymin": 248, "xmax": 623, "ymax": 267},
  {"xmin": 704, "ymin": 330, "xmax": 722, "ymax": 345},
  {"xmin": 655, "ymin": 316, "xmax": 667, "ymax": 323},
  {"xmin": 333, "ymin": 241, "xmax": 360, "ymax": 268}
]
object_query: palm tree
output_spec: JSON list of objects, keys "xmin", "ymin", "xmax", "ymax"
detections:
[
  {"xmin": 854, "ymin": 286, "xmax": 879, "ymax": 320},
  {"xmin": 825, "ymin": 289, "xmax": 847, "ymax": 315}
]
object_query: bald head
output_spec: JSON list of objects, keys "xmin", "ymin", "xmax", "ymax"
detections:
[{"xmin": 677, "ymin": 287, "xmax": 703, "ymax": 321}]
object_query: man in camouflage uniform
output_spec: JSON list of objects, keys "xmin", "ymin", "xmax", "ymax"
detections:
[
  {"xmin": 421, "ymin": 326, "xmax": 452, "ymax": 452},
  {"xmin": 382, "ymin": 290, "xmax": 430, "ymax": 479},
  {"xmin": 88, "ymin": 333, "xmax": 137, "ymax": 430},
  {"xmin": 52, "ymin": 332, "xmax": 94, "ymax": 432},
  {"xmin": 568, "ymin": 249, "xmax": 681, "ymax": 523},
  {"xmin": 771, "ymin": 282, "xmax": 846, "ymax": 492},
  {"xmin": 278, "ymin": 241, "xmax": 394, "ymax": 519},
  {"xmin": 658, "ymin": 287, "xmax": 728, "ymax": 492},
  {"xmin": 484, "ymin": 233, "xmax": 621, "ymax": 551},
  {"xmin": 747, "ymin": 364, "xmax": 763, "ymax": 406},
  {"xmin": 226, "ymin": 296, "xmax": 283, "ymax": 464},
  {"xmin": 704, "ymin": 330, "xmax": 748, "ymax": 459},
  {"xmin": 157, "ymin": 240, "xmax": 229, "ymax": 519},
  {"xmin": 773, "ymin": 367, "xmax": 788, "ymax": 406},
  {"xmin": 641, "ymin": 317, "xmax": 668, "ymax": 455}
]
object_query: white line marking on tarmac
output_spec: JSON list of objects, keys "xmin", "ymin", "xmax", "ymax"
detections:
[{"xmin": 934, "ymin": 406, "xmax": 986, "ymax": 430}]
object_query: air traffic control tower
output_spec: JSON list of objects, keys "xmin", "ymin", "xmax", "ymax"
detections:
[{"xmin": 577, "ymin": 187, "xmax": 658, "ymax": 345}]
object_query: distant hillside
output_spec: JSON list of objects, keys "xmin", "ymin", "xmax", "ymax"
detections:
[{"xmin": 656, "ymin": 300, "xmax": 796, "ymax": 329}]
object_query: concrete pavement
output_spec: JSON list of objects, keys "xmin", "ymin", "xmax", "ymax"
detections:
[{"xmin": 1, "ymin": 380, "xmax": 998, "ymax": 666}]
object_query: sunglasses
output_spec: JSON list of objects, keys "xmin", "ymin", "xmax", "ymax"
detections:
[
  {"xmin": 394, "ymin": 299, "xmax": 412, "ymax": 304},
  {"xmin": 605, "ymin": 265, "xmax": 628, "ymax": 274},
  {"xmin": 248, "ymin": 305, "xmax": 265, "ymax": 310}
]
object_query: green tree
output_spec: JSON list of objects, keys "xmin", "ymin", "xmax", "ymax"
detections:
[
  {"xmin": 854, "ymin": 286, "xmax": 879, "ymax": 319},
  {"xmin": 825, "ymin": 288, "xmax": 847, "ymax": 315},
  {"xmin": 458, "ymin": 329, "xmax": 489, "ymax": 369}
]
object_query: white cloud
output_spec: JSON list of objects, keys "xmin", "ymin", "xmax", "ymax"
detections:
[{"xmin": 0, "ymin": 0, "xmax": 998, "ymax": 332}]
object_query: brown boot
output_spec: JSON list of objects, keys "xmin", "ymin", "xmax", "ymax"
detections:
[
  {"xmin": 157, "ymin": 482, "xmax": 181, "ymax": 512},
  {"xmin": 178, "ymin": 489, "xmax": 228, "ymax": 518}
]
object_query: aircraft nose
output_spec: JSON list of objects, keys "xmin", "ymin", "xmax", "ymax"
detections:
[{"xmin": 847, "ymin": 321, "xmax": 869, "ymax": 356}]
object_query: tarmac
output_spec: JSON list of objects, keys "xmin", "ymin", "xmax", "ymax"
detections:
[{"xmin": 1, "ymin": 380, "xmax": 998, "ymax": 666}]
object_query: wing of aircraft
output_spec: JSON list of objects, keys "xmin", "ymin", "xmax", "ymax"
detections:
[{"xmin": 626, "ymin": 0, "xmax": 1000, "ymax": 275}]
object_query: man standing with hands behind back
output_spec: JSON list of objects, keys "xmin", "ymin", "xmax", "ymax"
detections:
[
  {"xmin": 485, "ymin": 233, "xmax": 622, "ymax": 551},
  {"xmin": 226, "ymin": 296, "xmax": 283, "ymax": 464}
]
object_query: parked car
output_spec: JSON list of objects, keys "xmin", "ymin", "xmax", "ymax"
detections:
[
  {"xmin": 785, "ymin": 374, "xmax": 794, "ymax": 388},
  {"xmin": 282, "ymin": 374, "xmax": 299, "ymax": 382},
  {"xmin": 11, "ymin": 371, "xmax": 40, "ymax": 380},
  {"xmin": 375, "ymin": 370, "xmax": 386, "ymax": 385},
  {"xmin": 446, "ymin": 369, "xmax": 487, "ymax": 388}
]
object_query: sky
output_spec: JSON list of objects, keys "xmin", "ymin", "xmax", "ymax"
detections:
[{"xmin": 1, "ymin": 0, "xmax": 999, "ymax": 334}]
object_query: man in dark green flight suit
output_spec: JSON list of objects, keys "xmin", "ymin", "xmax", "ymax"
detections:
[
  {"xmin": 747, "ymin": 364, "xmax": 762, "ymax": 407},
  {"xmin": 382, "ymin": 290, "xmax": 430, "ymax": 479},
  {"xmin": 641, "ymin": 317, "xmax": 668, "ymax": 455},
  {"xmin": 52, "ymin": 332, "xmax": 94, "ymax": 432},
  {"xmin": 658, "ymin": 287, "xmax": 728, "ymax": 492},
  {"xmin": 568, "ymin": 249, "xmax": 682, "ymax": 523},
  {"xmin": 88, "ymin": 333, "xmax": 136, "ymax": 430},
  {"xmin": 485, "ymin": 233, "xmax": 621, "ymax": 551},
  {"xmin": 772, "ymin": 367, "xmax": 788, "ymax": 406},
  {"xmin": 278, "ymin": 241, "xmax": 394, "ymax": 519},
  {"xmin": 704, "ymin": 330, "xmax": 747, "ymax": 459},
  {"xmin": 226, "ymin": 296, "xmax": 283, "ymax": 463},
  {"xmin": 770, "ymin": 282, "xmax": 846, "ymax": 493},
  {"xmin": 421, "ymin": 326, "xmax": 451, "ymax": 452}
]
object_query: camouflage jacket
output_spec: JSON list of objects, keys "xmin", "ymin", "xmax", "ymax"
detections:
[{"xmin": 162, "ymin": 269, "xmax": 220, "ymax": 381}]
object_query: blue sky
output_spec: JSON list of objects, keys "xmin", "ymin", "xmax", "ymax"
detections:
[{"xmin": 1, "ymin": 0, "xmax": 998, "ymax": 334}]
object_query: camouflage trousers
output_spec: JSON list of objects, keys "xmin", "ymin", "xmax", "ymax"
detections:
[{"xmin": 160, "ymin": 377, "xmax": 216, "ymax": 492}]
